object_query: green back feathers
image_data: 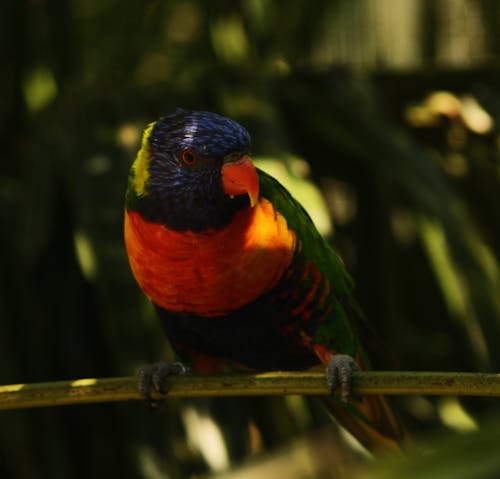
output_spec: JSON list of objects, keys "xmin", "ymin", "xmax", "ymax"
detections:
[
  {"xmin": 257, "ymin": 168, "xmax": 354, "ymax": 297},
  {"xmin": 258, "ymin": 168, "xmax": 360, "ymax": 357}
]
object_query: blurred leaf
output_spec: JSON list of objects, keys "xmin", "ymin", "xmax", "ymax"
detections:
[{"xmin": 363, "ymin": 414, "xmax": 500, "ymax": 479}]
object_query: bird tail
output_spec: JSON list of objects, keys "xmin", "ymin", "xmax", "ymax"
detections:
[{"xmin": 322, "ymin": 391, "xmax": 408, "ymax": 454}]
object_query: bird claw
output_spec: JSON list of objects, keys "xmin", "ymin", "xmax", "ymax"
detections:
[
  {"xmin": 326, "ymin": 354, "xmax": 359, "ymax": 403},
  {"xmin": 138, "ymin": 361, "xmax": 189, "ymax": 409}
]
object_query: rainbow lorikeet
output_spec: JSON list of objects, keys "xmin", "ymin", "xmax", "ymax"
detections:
[{"xmin": 124, "ymin": 109, "xmax": 406, "ymax": 453}]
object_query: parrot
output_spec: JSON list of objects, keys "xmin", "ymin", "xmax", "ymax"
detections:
[{"xmin": 124, "ymin": 109, "xmax": 407, "ymax": 453}]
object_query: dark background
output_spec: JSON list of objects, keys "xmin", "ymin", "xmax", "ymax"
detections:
[{"xmin": 2, "ymin": 1, "xmax": 500, "ymax": 477}]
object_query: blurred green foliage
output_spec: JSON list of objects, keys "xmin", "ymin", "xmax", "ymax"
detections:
[{"xmin": 2, "ymin": 0, "xmax": 500, "ymax": 477}]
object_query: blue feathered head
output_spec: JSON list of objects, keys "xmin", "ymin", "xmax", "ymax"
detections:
[{"xmin": 127, "ymin": 109, "xmax": 258, "ymax": 232}]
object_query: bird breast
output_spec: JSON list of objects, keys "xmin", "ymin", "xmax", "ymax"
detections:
[{"xmin": 124, "ymin": 199, "xmax": 296, "ymax": 315}]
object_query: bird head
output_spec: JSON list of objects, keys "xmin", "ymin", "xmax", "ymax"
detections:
[{"xmin": 127, "ymin": 109, "xmax": 260, "ymax": 231}]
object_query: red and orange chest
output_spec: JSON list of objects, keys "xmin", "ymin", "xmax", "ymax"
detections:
[{"xmin": 124, "ymin": 199, "xmax": 296, "ymax": 316}]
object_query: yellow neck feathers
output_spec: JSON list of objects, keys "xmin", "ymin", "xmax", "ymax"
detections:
[{"xmin": 131, "ymin": 121, "xmax": 156, "ymax": 197}]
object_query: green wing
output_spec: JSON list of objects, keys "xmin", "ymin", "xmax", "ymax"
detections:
[
  {"xmin": 258, "ymin": 168, "xmax": 353, "ymax": 294},
  {"xmin": 258, "ymin": 168, "xmax": 363, "ymax": 358}
]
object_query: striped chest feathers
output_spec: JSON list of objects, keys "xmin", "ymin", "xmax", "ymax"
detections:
[{"xmin": 124, "ymin": 198, "xmax": 296, "ymax": 316}]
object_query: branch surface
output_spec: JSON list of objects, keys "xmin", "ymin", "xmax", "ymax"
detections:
[{"xmin": 1, "ymin": 371, "xmax": 500, "ymax": 410}]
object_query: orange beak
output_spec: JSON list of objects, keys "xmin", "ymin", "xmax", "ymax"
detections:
[{"xmin": 221, "ymin": 155, "xmax": 259, "ymax": 207}]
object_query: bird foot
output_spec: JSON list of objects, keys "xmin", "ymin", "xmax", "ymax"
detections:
[
  {"xmin": 138, "ymin": 361, "xmax": 189, "ymax": 409},
  {"xmin": 326, "ymin": 354, "xmax": 359, "ymax": 403}
]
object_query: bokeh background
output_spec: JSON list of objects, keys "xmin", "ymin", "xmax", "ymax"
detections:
[{"xmin": 2, "ymin": 0, "xmax": 500, "ymax": 477}]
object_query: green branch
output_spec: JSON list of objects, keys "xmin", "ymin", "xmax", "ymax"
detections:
[{"xmin": 1, "ymin": 371, "xmax": 500, "ymax": 410}]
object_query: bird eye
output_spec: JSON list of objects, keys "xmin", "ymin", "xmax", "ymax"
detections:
[{"xmin": 181, "ymin": 148, "xmax": 197, "ymax": 166}]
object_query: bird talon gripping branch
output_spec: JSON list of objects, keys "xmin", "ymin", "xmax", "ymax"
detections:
[
  {"xmin": 326, "ymin": 354, "xmax": 359, "ymax": 403},
  {"xmin": 138, "ymin": 361, "xmax": 188, "ymax": 409}
]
